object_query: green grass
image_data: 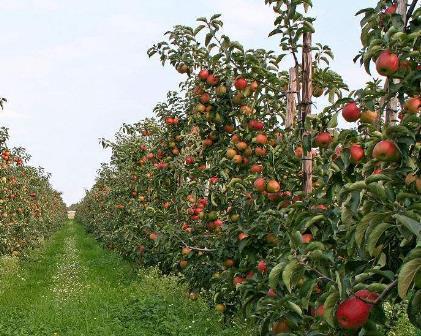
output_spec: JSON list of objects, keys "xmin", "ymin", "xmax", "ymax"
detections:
[{"xmin": 0, "ymin": 222, "xmax": 255, "ymax": 336}]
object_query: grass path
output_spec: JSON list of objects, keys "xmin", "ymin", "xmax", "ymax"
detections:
[{"xmin": 0, "ymin": 222, "xmax": 253, "ymax": 336}]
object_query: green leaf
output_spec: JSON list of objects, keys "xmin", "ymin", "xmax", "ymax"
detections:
[
  {"xmin": 407, "ymin": 289, "xmax": 421, "ymax": 328},
  {"xmin": 205, "ymin": 33, "xmax": 213, "ymax": 47},
  {"xmin": 194, "ymin": 25, "xmax": 205, "ymax": 35},
  {"xmin": 346, "ymin": 181, "xmax": 366, "ymax": 192},
  {"xmin": 355, "ymin": 8, "xmax": 375, "ymax": 16},
  {"xmin": 324, "ymin": 291, "xmax": 339, "ymax": 327},
  {"xmin": 367, "ymin": 182, "xmax": 387, "ymax": 201},
  {"xmin": 336, "ymin": 271, "xmax": 343, "ymax": 298},
  {"xmin": 210, "ymin": 14, "xmax": 222, "ymax": 20},
  {"xmin": 282, "ymin": 260, "xmax": 300, "ymax": 293},
  {"xmin": 365, "ymin": 174, "xmax": 392, "ymax": 184},
  {"xmin": 398, "ymin": 258, "xmax": 421, "ymax": 299},
  {"xmin": 303, "ymin": 21, "xmax": 315, "ymax": 33},
  {"xmin": 367, "ymin": 223, "xmax": 390, "ymax": 256},
  {"xmin": 268, "ymin": 262, "xmax": 284, "ymax": 289},
  {"xmin": 355, "ymin": 219, "xmax": 369, "ymax": 248},
  {"xmin": 327, "ymin": 112, "xmax": 338, "ymax": 128},
  {"xmin": 287, "ymin": 301, "xmax": 303, "ymax": 316},
  {"xmin": 304, "ymin": 215, "xmax": 325, "ymax": 229},
  {"xmin": 341, "ymin": 206, "xmax": 355, "ymax": 227},
  {"xmin": 394, "ymin": 214, "xmax": 421, "ymax": 239}
]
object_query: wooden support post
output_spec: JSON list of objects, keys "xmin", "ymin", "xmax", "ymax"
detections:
[
  {"xmin": 301, "ymin": 32, "xmax": 313, "ymax": 194},
  {"xmin": 386, "ymin": 0, "xmax": 407, "ymax": 126},
  {"xmin": 286, "ymin": 67, "xmax": 297, "ymax": 129}
]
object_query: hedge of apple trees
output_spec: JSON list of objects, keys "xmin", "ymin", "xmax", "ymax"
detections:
[
  {"xmin": 0, "ymin": 103, "xmax": 67, "ymax": 256},
  {"xmin": 76, "ymin": 1, "xmax": 420, "ymax": 334}
]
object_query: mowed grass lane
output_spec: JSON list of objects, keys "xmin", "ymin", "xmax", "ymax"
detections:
[{"xmin": 0, "ymin": 222, "xmax": 254, "ymax": 336}]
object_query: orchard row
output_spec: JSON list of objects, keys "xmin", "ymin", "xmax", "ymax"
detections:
[
  {"xmin": 0, "ymin": 124, "xmax": 67, "ymax": 256},
  {"xmin": 76, "ymin": 1, "xmax": 420, "ymax": 335}
]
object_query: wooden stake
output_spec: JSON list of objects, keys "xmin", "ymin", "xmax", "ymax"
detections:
[
  {"xmin": 386, "ymin": 0, "xmax": 407, "ymax": 126},
  {"xmin": 286, "ymin": 67, "xmax": 297, "ymax": 129},
  {"xmin": 302, "ymin": 32, "xmax": 313, "ymax": 194}
]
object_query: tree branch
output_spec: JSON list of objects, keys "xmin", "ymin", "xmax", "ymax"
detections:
[
  {"xmin": 180, "ymin": 240, "xmax": 216, "ymax": 252},
  {"xmin": 357, "ymin": 279, "xmax": 398, "ymax": 305},
  {"xmin": 405, "ymin": 0, "xmax": 419, "ymax": 29}
]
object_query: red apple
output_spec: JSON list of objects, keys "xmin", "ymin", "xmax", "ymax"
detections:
[
  {"xmin": 315, "ymin": 132, "xmax": 332, "ymax": 148},
  {"xmin": 254, "ymin": 177, "xmax": 266, "ymax": 192},
  {"xmin": 234, "ymin": 77, "xmax": 248, "ymax": 90},
  {"xmin": 255, "ymin": 147, "xmax": 267, "ymax": 157},
  {"xmin": 294, "ymin": 146, "xmax": 304, "ymax": 158},
  {"xmin": 233, "ymin": 276, "xmax": 245, "ymax": 285},
  {"xmin": 250, "ymin": 164, "xmax": 264, "ymax": 174},
  {"xmin": 224, "ymin": 124, "xmax": 234, "ymax": 133},
  {"xmin": 355, "ymin": 289, "xmax": 379, "ymax": 303},
  {"xmin": 232, "ymin": 154, "xmax": 243, "ymax": 164},
  {"xmin": 336, "ymin": 292, "xmax": 376, "ymax": 330},
  {"xmin": 200, "ymin": 93, "xmax": 210, "ymax": 104},
  {"xmin": 257, "ymin": 260, "xmax": 267, "ymax": 273},
  {"xmin": 198, "ymin": 69, "xmax": 209, "ymax": 81},
  {"xmin": 255, "ymin": 133, "xmax": 268, "ymax": 145},
  {"xmin": 384, "ymin": 3, "xmax": 397, "ymax": 14},
  {"xmin": 209, "ymin": 176, "xmax": 219, "ymax": 184},
  {"xmin": 342, "ymin": 102, "xmax": 361, "ymax": 122},
  {"xmin": 248, "ymin": 119, "xmax": 264, "ymax": 130},
  {"xmin": 207, "ymin": 74, "xmax": 219, "ymax": 86},
  {"xmin": 350, "ymin": 144, "xmax": 365, "ymax": 163},
  {"xmin": 185, "ymin": 156, "xmax": 195, "ymax": 165},
  {"xmin": 313, "ymin": 304, "xmax": 325, "ymax": 318},
  {"xmin": 236, "ymin": 141, "xmax": 248, "ymax": 151},
  {"xmin": 238, "ymin": 232, "xmax": 249, "ymax": 241},
  {"xmin": 267, "ymin": 288, "xmax": 277, "ymax": 298},
  {"xmin": 266, "ymin": 180, "xmax": 281, "ymax": 193},
  {"xmin": 376, "ymin": 50, "xmax": 399, "ymax": 76},
  {"xmin": 302, "ymin": 233, "xmax": 313, "ymax": 244},
  {"xmin": 404, "ymin": 97, "xmax": 420, "ymax": 114},
  {"xmin": 372, "ymin": 140, "xmax": 400, "ymax": 162}
]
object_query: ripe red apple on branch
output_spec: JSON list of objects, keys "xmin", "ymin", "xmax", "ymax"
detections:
[
  {"xmin": 254, "ymin": 177, "xmax": 266, "ymax": 192},
  {"xmin": 375, "ymin": 50, "xmax": 399, "ymax": 76},
  {"xmin": 234, "ymin": 77, "xmax": 248, "ymax": 90},
  {"xmin": 198, "ymin": 69, "xmax": 209, "ymax": 81},
  {"xmin": 350, "ymin": 144, "xmax": 365, "ymax": 163},
  {"xmin": 315, "ymin": 132, "xmax": 332, "ymax": 148},
  {"xmin": 404, "ymin": 97, "xmax": 420, "ymax": 114},
  {"xmin": 336, "ymin": 290, "xmax": 378, "ymax": 330},
  {"xmin": 372, "ymin": 140, "xmax": 401, "ymax": 162},
  {"xmin": 342, "ymin": 102, "xmax": 361, "ymax": 122},
  {"xmin": 384, "ymin": 2, "xmax": 397, "ymax": 14}
]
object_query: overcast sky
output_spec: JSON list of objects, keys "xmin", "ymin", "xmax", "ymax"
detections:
[{"xmin": 0, "ymin": 0, "xmax": 375, "ymax": 205}]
